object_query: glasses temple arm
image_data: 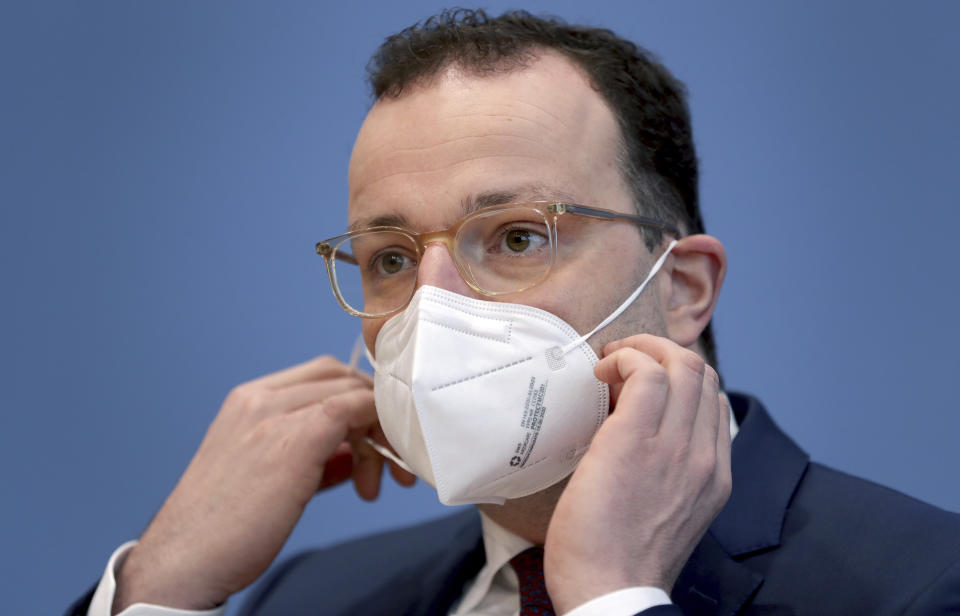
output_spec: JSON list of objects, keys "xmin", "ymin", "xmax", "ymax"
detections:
[
  {"xmin": 316, "ymin": 242, "xmax": 359, "ymax": 265},
  {"xmin": 554, "ymin": 203, "xmax": 682, "ymax": 236}
]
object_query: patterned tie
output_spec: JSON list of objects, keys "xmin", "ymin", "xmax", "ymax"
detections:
[{"xmin": 510, "ymin": 546, "xmax": 556, "ymax": 616}]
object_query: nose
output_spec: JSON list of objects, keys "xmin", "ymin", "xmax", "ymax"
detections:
[{"xmin": 416, "ymin": 242, "xmax": 477, "ymax": 296}]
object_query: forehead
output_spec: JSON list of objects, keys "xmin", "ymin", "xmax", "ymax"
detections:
[{"xmin": 347, "ymin": 52, "xmax": 630, "ymax": 231}]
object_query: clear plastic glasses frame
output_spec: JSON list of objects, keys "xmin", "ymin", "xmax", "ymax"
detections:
[{"xmin": 316, "ymin": 201, "xmax": 681, "ymax": 318}]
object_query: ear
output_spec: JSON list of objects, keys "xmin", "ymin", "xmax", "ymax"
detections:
[{"xmin": 658, "ymin": 234, "xmax": 726, "ymax": 347}]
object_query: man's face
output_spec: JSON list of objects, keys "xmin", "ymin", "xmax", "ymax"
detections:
[{"xmin": 348, "ymin": 52, "xmax": 669, "ymax": 356}]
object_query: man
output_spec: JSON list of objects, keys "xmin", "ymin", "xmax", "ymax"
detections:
[{"xmin": 69, "ymin": 9, "xmax": 960, "ymax": 616}]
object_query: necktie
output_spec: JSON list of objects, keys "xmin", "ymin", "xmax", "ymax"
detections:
[{"xmin": 510, "ymin": 546, "xmax": 556, "ymax": 616}]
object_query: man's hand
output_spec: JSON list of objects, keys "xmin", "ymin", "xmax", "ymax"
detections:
[
  {"xmin": 113, "ymin": 356, "xmax": 414, "ymax": 613},
  {"xmin": 543, "ymin": 334, "xmax": 732, "ymax": 612}
]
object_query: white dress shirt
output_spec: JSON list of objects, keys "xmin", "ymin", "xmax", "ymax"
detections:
[{"xmin": 87, "ymin": 402, "xmax": 738, "ymax": 616}]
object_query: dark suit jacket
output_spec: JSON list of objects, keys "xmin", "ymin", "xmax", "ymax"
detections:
[{"xmin": 67, "ymin": 393, "xmax": 960, "ymax": 615}]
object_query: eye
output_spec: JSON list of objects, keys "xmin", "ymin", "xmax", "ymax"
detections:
[
  {"xmin": 505, "ymin": 229, "xmax": 531, "ymax": 252},
  {"xmin": 498, "ymin": 227, "xmax": 547, "ymax": 254},
  {"xmin": 373, "ymin": 251, "xmax": 415, "ymax": 276}
]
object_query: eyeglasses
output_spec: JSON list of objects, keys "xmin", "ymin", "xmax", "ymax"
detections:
[{"xmin": 316, "ymin": 202, "xmax": 681, "ymax": 318}]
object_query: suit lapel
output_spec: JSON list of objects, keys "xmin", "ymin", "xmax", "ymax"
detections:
[
  {"xmin": 672, "ymin": 393, "xmax": 810, "ymax": 615},
  {"xmin": 673, "ymin": 532, "xmax": 763, "ymax": 615},
  {"xmin": 411, "ymin": 509, "xmax": 486, "ymax": 616}
]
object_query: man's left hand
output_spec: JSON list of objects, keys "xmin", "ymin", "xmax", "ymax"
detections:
[{"xmin": 543, "ymin": 334, "xmax": 732, "ymax": 612}]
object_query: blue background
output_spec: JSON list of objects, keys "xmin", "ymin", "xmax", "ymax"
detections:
[{"xmin": 2, "ymin": 2, "xmax": 958, "ymax": 613}]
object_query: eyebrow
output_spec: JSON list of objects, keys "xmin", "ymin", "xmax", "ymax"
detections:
[
  {"xmin": 464, "ymin": 183, "xmax": 579, "ymax": 215},
  {"xmin": 348, "ymin": 212, "xmax": 409, "ymax": 232},
  {"xmin": 348, "ymin": 183, "xmax": 579, "ymax": 232}
]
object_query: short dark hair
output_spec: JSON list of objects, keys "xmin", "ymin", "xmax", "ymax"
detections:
[{"xmin": 366, "ymin": 8, "xmax": 718, "ymax": 370}]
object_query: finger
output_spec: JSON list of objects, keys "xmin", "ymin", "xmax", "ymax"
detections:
[
  {"xmin": 323, "ymin": 388, "xmax": 386, "ymax": 501},
  {"xmin": 367, "ymin": 424, "xmax": 417, "ymax": 486},
  {"xmin": 606, "ymin": 380, "xmax": 625, "ymax": 409},
  {"xmin": 322, "ymin": 388, "xmax": 378, "ymax": 429},
  {"xmin": 594, "ymin": 345, "xmax": 662, "ymax": 386},
  {"xmin": 715, "ymin": 391, "xmax": 733, "ymax": 484},
  {"xmin": 286, "ymin": 402, "xmax": 353, "ymax": 469},
  {"xmin": 594, "ymin": 348, "xmax": 669, "ymax": 438},
  {"xmin": 387, "ymin": 459, "xmax": 417, "ymax": 487},
  {"xmin": 654, "ymin": 348, "xmax": 706, "ymax": 442},
  {"xmin": 278, "ymin": 388, "xmax": 375, "ymax": 473},
  {"xmin": 347, "ymin": 367, "xmax": 375, "ymax": 388},
  {"xmin": 600, "ymin": 335, "xmax": 707, "ymax": 441},
  {"xmin": 602, "ymin": 333, "xmax": 672, "ymax": 363},
  {"xmin": 688, "ymin": 365, "xmax": 722, "ymax": 463},
  {"xmin": 273, "ymin": 378, "xmax": 371, "ymax": 413},
  {"xmin": 351, "ymin": 437, "xmax": 384, "ymax": 501},
  {"xmin": 252, "ymin": 355, "xmax": 355, "ymax": 390},
  {"xmin": 319, "ymin": 442, "xmax": 355, "ymax": 490}
]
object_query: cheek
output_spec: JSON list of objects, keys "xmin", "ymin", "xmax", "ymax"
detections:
[
  {"xmin": 523, "ymin": 238, "xmax": 661, "ymax": 354},
  {"xmin": 542, "ymin": 239, "xmax": 648, "ymax": 327},
  {"xmin": 516, "ymin": 277, "xmax": 613, "ymax": 340},
  {"xmin": 362, "ymin": 318, "xmax": 388, "ymax": 357}
]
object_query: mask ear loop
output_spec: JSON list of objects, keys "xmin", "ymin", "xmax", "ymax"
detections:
[
  {"xmin": 559, "ymin": 239, "xmax": 678, "ymax": 356},
  {"xmin": 349, "ymin": 334, "xmax": 368, "ymax": 371},
  {"xmin": 348, "ymin": 334, "xmax": 415, "ymax": 473}
]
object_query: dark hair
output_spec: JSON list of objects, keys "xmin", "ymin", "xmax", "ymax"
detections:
[{"xmin": 366, "ymin": 8, "xmax": 718, "ymax": 370}]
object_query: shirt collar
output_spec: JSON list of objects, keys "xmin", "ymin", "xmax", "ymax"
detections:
[
  {"xmin": 452, "ymin": 512, "xmax": 532, "ymax": 614},
  {"xmin": 725, "ymin": 392, "xmax": 740, "ymax": 440}
]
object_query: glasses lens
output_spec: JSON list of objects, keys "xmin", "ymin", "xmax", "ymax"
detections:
[
  {"xmin": 331, "ymin": 230, "xmax": 418, "ymax": 316},
  {"xmin": 456, "ymin": 207, "xmax": 553, "ymax": 294}
]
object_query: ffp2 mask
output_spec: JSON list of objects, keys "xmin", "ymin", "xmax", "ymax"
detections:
[{"xmin": 366, "ymin": 240, "xmax": 676, "ymax": 505}]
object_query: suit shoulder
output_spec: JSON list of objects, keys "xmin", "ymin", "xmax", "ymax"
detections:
[
  {"xmin": 783, "ymin": 462, "xmax": 960, "ymax": 578},
  {"xmin": 799, "ymin": 462, "xmax": 960, "ymax": 538},
  {"xmin": 295, "ymin": 507, "xmax": 481, "ymax": 563},
  {"xmin": 747, "ymin": 462, "xmax": 960, "ymax": 613},
  {"xmin": 238, "ymin": 509, "xmax": 482, "ymax": 616}
]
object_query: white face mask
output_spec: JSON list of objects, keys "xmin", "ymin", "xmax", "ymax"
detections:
[{"xmin": 364, "ymin": 240, "xmax": 677, "ymax": 506}]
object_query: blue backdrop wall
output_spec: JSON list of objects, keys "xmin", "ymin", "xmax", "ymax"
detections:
[{"xmin": 1, "ymin": 2, "xmax": 958, "ymax": 613}]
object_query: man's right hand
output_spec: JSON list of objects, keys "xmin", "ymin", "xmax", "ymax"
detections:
[{"xmin": 112, "ymin": 356, "xmax": 414, "ymax": 614}]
